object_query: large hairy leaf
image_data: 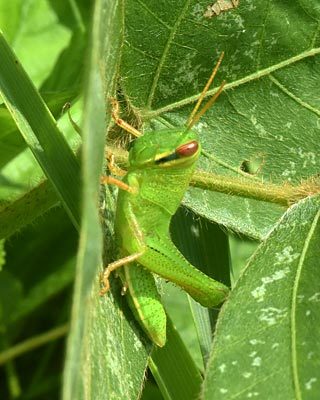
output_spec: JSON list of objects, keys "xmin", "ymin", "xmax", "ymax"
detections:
[
  {"xmin": 202, "ymin": 195, "xmax": 320, "ymax": 399},
  {"xmin": 120, "ymin": 0, "xmax": 320, "ymax": 239}
]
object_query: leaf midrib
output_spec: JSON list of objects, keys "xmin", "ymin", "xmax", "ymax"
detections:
[{"xmin": 142, "ymin": 46, "xmax": 320, "ymax": 119}]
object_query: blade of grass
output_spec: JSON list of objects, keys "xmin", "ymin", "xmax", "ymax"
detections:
[
  {"xmin": 64, "ymin": 1, "xmax": 150, "ymax": 399},
  {"xmin": 62, "ymin": 0, "xmax": 107, "ymax": 388},
  {"xmin": 0, "ymin": 32, "xmax": 81, "ymax": 228},
  {"xmin": 0, "ymin": 180, "xmax": 58, "ymax": 239}
]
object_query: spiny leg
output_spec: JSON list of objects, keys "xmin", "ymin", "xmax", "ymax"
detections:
[
  {"xmin": 99, "ymin": 252, "xmax": 144, "ymax": 295},
  {"xmin": 110, "ymin": 98, "xmax": 142, "ymax": 138},
  {"xmin": 100, "ymin": 175, "xmax": 136, "ymax": 194},
  {"xmin": 106, "ymin": 151, "xmax": 127, "ymax": 177}
]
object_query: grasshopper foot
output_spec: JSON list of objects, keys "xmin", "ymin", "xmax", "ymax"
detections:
[{"xmin": 99, "ymin": 270, "xmax": 110, "ymax": 296}]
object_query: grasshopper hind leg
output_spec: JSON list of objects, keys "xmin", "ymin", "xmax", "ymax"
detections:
[{"xmin": 140, "ymin": 235, "xmax": 229, "ymax": 308}]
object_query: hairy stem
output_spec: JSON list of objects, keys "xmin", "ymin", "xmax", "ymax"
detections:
[{"xmin": 111, "ymin": 146, "xmax": 320, "ymax": 206}]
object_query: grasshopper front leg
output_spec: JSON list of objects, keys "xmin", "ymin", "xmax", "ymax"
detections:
[
  {"xmin": 100, "ymin": 176, "xmax": 144, "ymax": 294},
  {"xmin": 100, "ymin": 177, "xmax": 167, "ymax": 346},
  {"xmin": 99, "ymin": 252, "xmax": 144, "ymax": 295}
]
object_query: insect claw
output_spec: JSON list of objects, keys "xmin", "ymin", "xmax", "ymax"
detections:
[
  {"xmin": 99, "ymin": 271, "xmax": 110, "ymax": 296},
  {"xmin": 109, "ymin": 97, "xmax": 142, "ymax": 138}
]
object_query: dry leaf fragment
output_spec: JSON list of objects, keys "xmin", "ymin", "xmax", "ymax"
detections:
[{"xmin": 204, "ymin": 0, "xmax": 239, "ymax": 18}]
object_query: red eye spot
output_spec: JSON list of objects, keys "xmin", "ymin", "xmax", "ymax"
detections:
[{"xmin": 176, "ymin": 140, "xmax": 199, "ymax": 157}]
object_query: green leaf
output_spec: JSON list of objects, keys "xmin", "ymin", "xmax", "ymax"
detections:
[
  {"xmin": 4, "ymin": 0, "xmax": 71, "ymax": 87},
  {"xmin": 201, "ymin": 195, "xmax": 320, "ymax": 399},
  {"xmin": 63, "ymin": 1, "xmax": 151, "ymax": 399},
  {"xmin": 0, "ymin": 181, "xmax": 58, "ymax": 239},
  {"xmin": 0, "ymin": 89, "xmax": 80, "ymax": 170},
  {"xmin": 0, "ymin": 239, "xmax": 5, "ymax": 270},
  {"xmin": 9, "ymin": 257, "xmax": 75, "ymax": 324},
  {"xmin": 0, "ymin": 0, "xmax": 85, "ymax": 171},
  {"xmin": 150, "ymin": 318, "xmax": 203, "ymax": 400},
  {"xmin": 120, "ymin": 0, "xmax": 320, "ymax": 239},
  {"xmin": 0, "ymin": 270, "xmax": 23, "ymax": 328},
  {"xmin": 2, "ymin": 206, "xmax": 77, "ymax": 326}
]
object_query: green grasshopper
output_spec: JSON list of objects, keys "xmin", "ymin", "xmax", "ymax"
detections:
[{"xmin": 101, "ymin": 54, "xmax": 229, "ymax": 347}]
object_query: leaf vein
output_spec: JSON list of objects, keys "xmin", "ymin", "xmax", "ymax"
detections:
[
  {"xmin": 146, "ymin": 0, "xmax": 192, "ymax": 109},
  {"xmin": 136, "ymin": 0, "xmax": 172, "ymax": 30},
  {"xmin": 256, "ymin": 0, "xmax": 271, "ymax": 70},
  {"xmin": 311, "ymin": 20, "xmax": 320, "ymax": 48},
  {"xmin": 269, "ymin": 74, "xmax": 320, "ymax": 117},
  {"xmin": 124, "ymin": 41, "xmax": 159, "ymax": 61}
]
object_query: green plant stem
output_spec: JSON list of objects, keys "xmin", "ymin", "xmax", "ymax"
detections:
[
  {"xmin": 192, "ymin": 171, "xmax": 297, "ymax": 206},
  {"xmin": 0, "ymin": 324, "xmax": 69, "ymax": 365},
  {"xmin": 5, "ymin": 361, "xmax": 21, "ymax": 398},
  {"xmin": 110, "ymin": 146, "xmax": 320, "ymax": 206},
  {"xmin": 1, "ymin": 146, "xmax": 318, "ymax": 241}
]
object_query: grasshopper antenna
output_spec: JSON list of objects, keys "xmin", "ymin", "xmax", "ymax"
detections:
[{"xmin": 186, "ymin": 52, "xmax": 226, "ymax": 129}]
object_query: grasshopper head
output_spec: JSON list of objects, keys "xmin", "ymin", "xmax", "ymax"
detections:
[{"xmin": 129, "ymin": 129, "xmax": 201, "ymax": 169}]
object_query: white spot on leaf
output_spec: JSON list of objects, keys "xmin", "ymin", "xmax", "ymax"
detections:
[
  {"xmin": 305, "ymin": 377, "xmax": 317, "ymax": 390},
  {"xmin": 275, "ymin": 246, "xmax": 300, "ymax": 265},
  {"xmin": 247, "ymin": 392, "xmax": 259, "ymax": 398},
  {"xmin": 190, "ymin": 224, "xmax": 200, "ymax": 237},
  {"xmin": 249, "ymin": 339, "xmax": 265, "ymax": 345},
  {"xmin": 259, "ymin": 307, "xmax": 288, "ymax": 326},
  {"xmin": 309, "ymin": 292, "xmax": 320, "ymax": 302},
  {"xmin": 282, "ymin": 161, "xmax": 297, "ymax": 180},
  {"xmin": 307, "ymin": 352, "xmax": 314, "ymax": 359},
  {"xmin": 251, "ymin": 357, "xmax": 262, "ymax": 367},
  {"xmin": 251, "ymin": 268, "xmax": 290, "ymax": 302},
  {"xmin": 218, "ymin": 363, "xmax": 227, "ymax": 373}
]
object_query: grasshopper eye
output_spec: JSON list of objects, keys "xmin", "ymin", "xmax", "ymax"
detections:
[
  {"xmin": 176, "ymin": 140, "xmax": 199, "ymax": 158},
  {"xmin": 155, "ymin": 140, "xmax": 199, "ymax": 165}
]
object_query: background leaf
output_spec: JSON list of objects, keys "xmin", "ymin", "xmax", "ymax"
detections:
[
  {"xmin": 0, "ymin": 0, "xmax": 86, "ymax": 180},
  {"xmin": 120, "ymin": 0, "xmax": 320, "ymax": 239},
  {"xmin": 0, "ymin": 1, "xmax": 319, "ymax": 399},
  {"xmin": 150, "ymin": 318, "xmax": 203, "ymax": 400},
  {"xmin": 202, "ymin": 195, "xmax": 320, "ymax": 399}
]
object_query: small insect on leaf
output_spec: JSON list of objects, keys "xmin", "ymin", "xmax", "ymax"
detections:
[{"xmin": 101, "ymin": 54, "xmax": 229, "ymax": 347}]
